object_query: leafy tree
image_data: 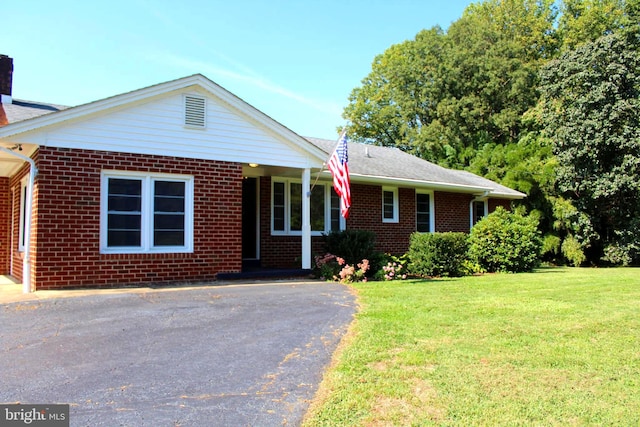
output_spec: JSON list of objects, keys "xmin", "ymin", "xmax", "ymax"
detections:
[
  {"xmin": 540, "ymin": 27, "xmax": 640, "ymax": 264},
  {"xmin": 558, "ymin": 0, "xmax": 628, "ymax": 51},
  {"xmin": 343, "ymin": 0, "xmax": 557, "ymax": 168}
]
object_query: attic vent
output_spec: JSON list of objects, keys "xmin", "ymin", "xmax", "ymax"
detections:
[{"xmin": 184, "ymin": 95, "xmax": 206, "ymax": 128}]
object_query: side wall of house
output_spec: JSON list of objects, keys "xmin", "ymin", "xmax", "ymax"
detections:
[
  {"xmin": 0, "ymin": 177, "xmax": 10, "ymax": 275},
  {"xmin": 489, "ymin": 198, "xmax": 513, "ymax": 212},
  {"xmin": 434, "ymin": 192, "xmax": 474, "ymax": 232},
  {"xmin": 257, "ymin": 179, "xmax": 519, "ymax": 269},
  {"xmin": 347, "ymin": 183, "xmax": 415, "ymax": 255},
  {"xmin": 31, "ymin": 147, "xmax": 243, "ymax": 289}
]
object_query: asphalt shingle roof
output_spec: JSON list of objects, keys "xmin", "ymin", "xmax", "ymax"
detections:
[
  {"xmin": 305, "ymin": 136, "xmax": 525, "ymax": 198},
  {"xmin": 1, "ymin": 99, "xmax": 68, "ymax": 124}
]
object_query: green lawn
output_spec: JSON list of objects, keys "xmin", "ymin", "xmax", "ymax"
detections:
[{"xmin": 303, "ymin": 268, "xmax": 640, "ymax": 426}]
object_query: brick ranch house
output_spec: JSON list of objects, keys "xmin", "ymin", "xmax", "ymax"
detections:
[{"xmin": 0, "ymin": 55, "xmax": 524, "ymax": 292}]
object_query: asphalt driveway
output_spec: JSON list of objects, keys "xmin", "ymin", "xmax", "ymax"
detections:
[{"xmin": 0, "ymin": 281, "xmax": 356, "ymax": 426}]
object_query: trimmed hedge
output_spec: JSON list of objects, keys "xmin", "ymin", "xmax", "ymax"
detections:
[{"xmin": 408, "ymin": 232, "xmax": 469, "ymax": 277}]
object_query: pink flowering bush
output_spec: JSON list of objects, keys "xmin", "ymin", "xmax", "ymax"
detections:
[
  {"xmin": 337, "ymin": 258, "xmax": 370, "ymax": 284},
  {"xmin": 382, "ymin": 261, "xmax": 407, "ymax": 281}
]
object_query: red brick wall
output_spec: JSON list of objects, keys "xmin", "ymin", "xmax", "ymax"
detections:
[
  {"xmin": 346, "ymin": 183, "xmax": 415, "ymax": 255},
  {"xmin": 29, "ymin": 147, "xmax": 242, "ymax": 289},
  {"xmin": 434, "ymin": 191, "xmax": 473, "ymax": 232},
  {"xmin": 0, "ymin": 177, "xmax": 10, "ymax": 274},
  {"xmin": 489, "ymin": 198, "xmax": 513, "ymax": 212}
]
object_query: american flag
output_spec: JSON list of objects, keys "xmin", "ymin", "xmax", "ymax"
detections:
[{"xmin": 327, "ymin": 131, "xmax": 351, "ymax": 218}]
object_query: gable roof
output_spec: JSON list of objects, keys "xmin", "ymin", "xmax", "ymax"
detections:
[
  {"xmin": 306, "ymin": 137, "xmax": 525, "ymax": 199},
  {"xmin": 0, "ymin": 75, "xmax": 327, "ymax": 159},
  {"xmin": 0, "ymin": 74, "xmax": 328, "ymax": 175}
]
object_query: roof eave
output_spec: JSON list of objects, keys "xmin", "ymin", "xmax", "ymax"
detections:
[{"xmin": 322, "ymin": 171, "xmax": 526, "ymax": 198}]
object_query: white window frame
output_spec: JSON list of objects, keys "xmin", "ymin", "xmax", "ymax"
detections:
[
  {"xmin": 100, "ymin": 170, "xmax": 194, "ymax": 254},
  {"xmin": 18, "ymin": 177, "xmax": 28, "ymax": 252},
  {"xmin": 271, "ymin": 178, "xmax": 345, "ymax": 236},
  {"xmin": 416, "ymin": 190, "xmax": 434, "ymax": 233},
  {"xmin": 382, "ymin": 187, "xmax": 399, "ymax": 223}
]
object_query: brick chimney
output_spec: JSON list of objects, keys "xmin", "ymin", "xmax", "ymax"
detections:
[{"xmin": 0, "ymin": 54, "xmax": 13, "ymax": 104}]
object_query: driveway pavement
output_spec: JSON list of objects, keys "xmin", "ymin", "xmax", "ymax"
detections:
[{"xmin": 0, "ymin": 281, "xmax": 356, "ymax": 426}]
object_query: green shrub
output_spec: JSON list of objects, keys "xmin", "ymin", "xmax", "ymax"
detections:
[
  {"xmin": 469, "ymin": 207, "xmax": 542, "ymax": 273},
  {"xmin": 561, "ymin": 235, "xmax": 586, "ymax": 267},
  {"xmin": 408, "ymin": 232, "xmax": 469, "ymax": 277},
  {"xmin": 323, "ymin": 229, "xmax": 382, "ymax": 271}
]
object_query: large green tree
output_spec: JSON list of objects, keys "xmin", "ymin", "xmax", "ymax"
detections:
[
  {"xmin": 540, "ymin": 26, "xmax": 640, "ymax": 264},
  {"xmin": 344, "ymin": 0, "xmax": 557, "ymax": 169},
  {"xmin": 341, "ymin": 0, "xmax": 638, "ymax": 264}
]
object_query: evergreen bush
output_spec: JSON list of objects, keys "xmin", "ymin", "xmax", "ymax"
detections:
[
  {"xmin": 408, "ymin": 232, "xmax": 469, "ymax": 277},
  {"xmin": 469, "ymin": 207, "xmax": 542, "ymax": 273}
]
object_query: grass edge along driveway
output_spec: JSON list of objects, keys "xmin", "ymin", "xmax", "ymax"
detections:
[{"xmin": 303, "ymin": 267, "xmax": 640, "ymax": 426}]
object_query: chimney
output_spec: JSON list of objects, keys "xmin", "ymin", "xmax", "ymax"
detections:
[{"xmin": 0, "ymin": 54, "xmax": 13, "ymax": 104}]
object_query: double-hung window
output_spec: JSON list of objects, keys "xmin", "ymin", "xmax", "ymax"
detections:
[
  {"xmin": 101, "ymin": 171, "xmax": 194, "ymax": 253},
  {"xmin": 382, "ymin": 187, "xmax": 399, "ymax": 223},
  {"xmin": 271, "ymin": 179, "xmax": 343, "ymax": 235},
  {"xmin": 416, "ymin": 191, "xmax": 433, "ymax": 232}
]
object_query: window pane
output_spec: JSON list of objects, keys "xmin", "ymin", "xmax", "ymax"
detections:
[
  {"xmin": 154, "ymin": 181, "xmax": 186, "ymax": 246},
  {"xmin": 154, "ymin": 230, "xmax": 185, "ymax": 246},
  {"xmin": 108, "ymin": 179, "xmax": 142, "ymax": 212},
  {"xmin": 330, "ymin": 188, "xmax": 340, "ymax": 231},
  {"xmin": 417, "ymin": 193, "xmax": 430, "ymax": 232},
  {"xmin": 474, "ymin": 201, "xmax": 485, "ymax": 224},
  {"xmin": 273, "ymin": 182, "xmax": 285, "ymax": 231},
  {"xmin": 108, "ymin": 230, "xmax": 141, "ymax": 247},
  {"xmin": 107, "ymin": 178, "xmax": 142, "ymax": 247},
  {"xmin": 310, "ymin": 185, "xmax": 325, "ymax": 231},
  {"xmin": 383, "ymin": 190, "xmax": 395, "ymax": 219},
  {"xmin": 290, "ymin": 183, "xmax": 302, "ymax": 231}
]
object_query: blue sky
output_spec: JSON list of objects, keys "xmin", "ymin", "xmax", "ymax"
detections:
[{"xmin": 4, "ymin": 0, "xmax": 473, "ymax": 139}]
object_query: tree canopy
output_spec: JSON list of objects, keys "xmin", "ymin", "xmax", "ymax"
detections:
[
  {"xmin": 541, "ymin": 23, "xmax": 640, "ymax": 264},
  {"xmin": 341, "ymin": 0, "xmax": 639, "ymax": 265}
]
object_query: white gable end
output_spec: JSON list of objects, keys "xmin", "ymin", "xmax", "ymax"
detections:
[
  {"xmin": 31, "ymin": 90, "xmax": 318, "ymax": 169},
  {"xmin": 1, "ymin": 75, "xmax": 326, "ymax": 170}
]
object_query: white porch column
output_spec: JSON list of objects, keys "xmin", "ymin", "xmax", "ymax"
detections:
[{"xmin": 301, "ymin": 168, "xmax": 311, "ymax": 269}]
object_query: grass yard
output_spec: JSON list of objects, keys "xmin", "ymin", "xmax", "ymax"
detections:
[{"xmin": 303, "ymin": 267, "xmax": 640, "ymax": 426}]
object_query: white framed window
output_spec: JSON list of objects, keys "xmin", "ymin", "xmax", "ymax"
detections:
[
  {"xmin": 100, "ymin": 171, "xmax": 194, "ymax": 254},
  {"xmin": 416, "ymin": 190, "xmax": 434, "ymax": 233},
  {"xmin": 271, "ymin": 178, "xmax": 344, "ymax": 235},
  {"xmin": 18, "ymin": 177, "xmax": 28, "ymax": 252},
  {"xmin": 473, "ymin": 200, "xmax": 488, "ymax": 225},
  {"xmin": 382, "ymin": 187, "xmax": 399, "ymax": 223}
]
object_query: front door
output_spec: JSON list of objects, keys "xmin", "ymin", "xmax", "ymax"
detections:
[{"xmin": 242, "ymin": 177, "xmax": 259, "ymax": 263}]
